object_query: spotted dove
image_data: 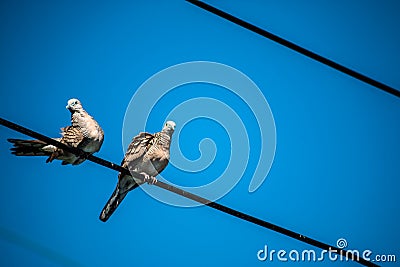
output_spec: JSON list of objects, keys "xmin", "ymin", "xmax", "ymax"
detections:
[
  {"xmin": 8, "ymin": 98, "xmax": 104, "ymax": 165},
  {"xmin": 99, "ymin": 121, "xmax": 175, "ymax": 222}
]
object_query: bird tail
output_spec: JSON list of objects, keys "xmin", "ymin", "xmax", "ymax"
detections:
[
  {"xmin": 99, "ymin": 179, "xmax": 139, "ymax": 222},
  {"xmin": 7, "ymin": 139, "xmax": 54, "ymax": 157}
]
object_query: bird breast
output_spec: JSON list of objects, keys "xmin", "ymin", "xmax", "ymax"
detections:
[{"xmin": 135, "ymin": 157, "xmax": 168, "ymax": 177}]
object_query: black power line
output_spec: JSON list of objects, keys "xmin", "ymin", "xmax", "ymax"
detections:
[
  {"xmin": 186, "ymin": 0, "xmax": 400, "ymax": 99},
  {"xmin": 0, "ymin": 117, "xmax": 378, "ymax": 267}
]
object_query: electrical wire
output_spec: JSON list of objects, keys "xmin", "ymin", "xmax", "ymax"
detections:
[
  {"xmin": 0, "ymin": 117, "xmax": 378, "ymax": 267},
  {"xmin": 186, "ymin": 0, "xmax": 400, "ymax": 99}
]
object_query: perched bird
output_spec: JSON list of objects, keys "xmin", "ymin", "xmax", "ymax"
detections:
[
  {"xmin": 8, "ymin": 98, "xmax": 104, "ymax": 165},
  {"xmin": 100, "ymin": 121, "xmax": 176, "ymax": 222}
]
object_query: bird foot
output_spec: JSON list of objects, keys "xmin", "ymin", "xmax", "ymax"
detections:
[{"xmin": 140, "ymin": 172, "xmax": 157, "ymax": 185}]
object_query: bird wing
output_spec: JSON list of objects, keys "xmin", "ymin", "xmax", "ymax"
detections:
[
  {"xmin": 46, "ymin": 126, "xmax": 84, "ymax": 163},
  {"xmin": 60, "ymin": 126, "xmax": 85, "ymax": 147},
  {"xmin": 120, "ymin": 132, "xmax": 154, "ymax": 170}
]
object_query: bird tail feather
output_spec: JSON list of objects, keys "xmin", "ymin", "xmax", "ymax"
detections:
[
  {"xmin": 100, "ymin": 187, "xmax": 128, "ymax": 222},
  {"xmin": 99, "ymin": 179, "xmax": 139, "ymax": 222},
  {"xmin": 7, "ymin": 139, "xmax": 52, "ymax": 156}
]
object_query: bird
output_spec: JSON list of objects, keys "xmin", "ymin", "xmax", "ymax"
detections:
[
  {"xmin": 99, "ymin": 120, "xmax": 176, "ymax": 222},
  {"xmin": 8, "ymin": 98, "xmax": 104, "ymax": 165}
]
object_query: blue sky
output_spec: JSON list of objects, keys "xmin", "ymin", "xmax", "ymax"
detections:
[{"xmin": 0, "ymin": 1, "xmax": 399, "ymax": 266}]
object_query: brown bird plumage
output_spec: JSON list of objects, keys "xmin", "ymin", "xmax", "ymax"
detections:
[
  {"xmin": 8, "ymin": 98, "xmax": 104, "ymax": 165},
  {"xmin": 99, "ymin": 121, "xmax": 176, "ymax": 222}
]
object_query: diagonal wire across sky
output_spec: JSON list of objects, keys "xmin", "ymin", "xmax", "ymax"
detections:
[{"xmin": 0, "ymin": 1, "xmax": 398, "ymax": 267}]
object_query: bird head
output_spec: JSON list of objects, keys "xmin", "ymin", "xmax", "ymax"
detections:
[
  {"xmin": 66, "ymin": 98, "xmax": 83, "ymax": 112},
  {"xmin": 163, "ymin": 121, "xmax": 176, "ymax": 134}
]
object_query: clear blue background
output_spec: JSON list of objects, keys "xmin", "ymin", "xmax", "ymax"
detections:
[{"xmin": 0, "ymin": 0, "xmax": 399, "ymax": 266}]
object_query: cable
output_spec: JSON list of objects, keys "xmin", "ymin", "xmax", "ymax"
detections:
[
  {"xmin": 186, "ymin": 0, "xmax": 400, "ymax": 99},
  {"xmin": 0, "ymin": 117, "xmax": 378, "ymax": 266}
]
